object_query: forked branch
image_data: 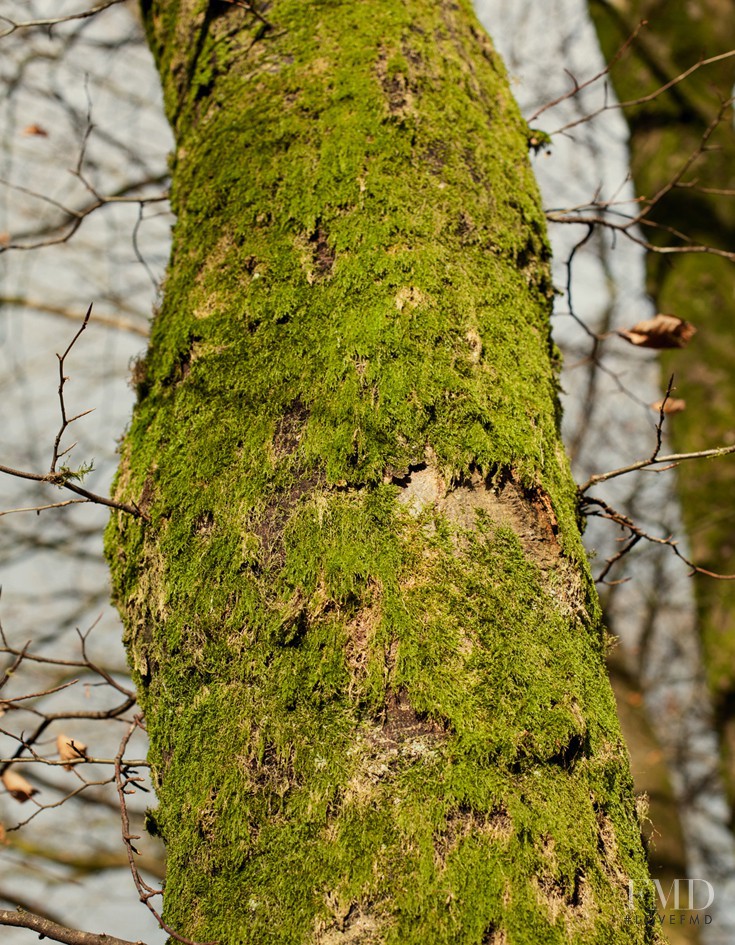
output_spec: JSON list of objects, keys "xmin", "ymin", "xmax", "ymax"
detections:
[{"xmin": 0, "ymin": 305, "xmax": 146, "ymax": 520}]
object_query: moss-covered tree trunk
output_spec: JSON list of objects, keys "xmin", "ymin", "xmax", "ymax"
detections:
[
  {"xmin": 589, "ymin": 0, "xmax": 735, "ymax": 802},
  {"xmin": 107, "ymin": 1, "xmax": 660, "ymax": 941}
]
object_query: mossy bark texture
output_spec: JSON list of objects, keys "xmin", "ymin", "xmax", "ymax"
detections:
[
  {"xmin": 589, "ymin": 0, "xmax": 735, "ymax": 801},
  {"xmin": 107, "ymin": 1, "xmax": 660, "ymax": 942}
]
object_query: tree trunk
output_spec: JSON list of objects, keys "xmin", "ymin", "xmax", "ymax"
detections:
[{"xmin": 107, "ymin": 1, "xmax": 659, "ymax": 941}]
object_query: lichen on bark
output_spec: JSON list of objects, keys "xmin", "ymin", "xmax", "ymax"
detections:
[{"xmin": 106, "ymin": 1, "xmax": 661, "ymax": 941}]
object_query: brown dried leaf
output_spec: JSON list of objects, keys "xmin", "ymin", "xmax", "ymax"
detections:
[
  {"xmin": 2, "ymin": 768, "xmax": 39, "ymax": 803},
  {"xmin": 651, "ymin": 398, "xmax": 686, "ymax": 415},
  {"xmin": 57, "ymin": 733, "xmax": 88, "ymax": 770},
  {"xmin": 0, "ymin": 823, "xmax": 6, "ymax": 845},
  {"xmin": 0, "ymin": 233, "xmax": 10, "ymax": 248},
  {"xmin": 22, "ymin": 123, "xmax": 48, "ymax": 137},
  {"xmin": 617, "ymin": 313, "xmax": 696, "ymax": 349}
]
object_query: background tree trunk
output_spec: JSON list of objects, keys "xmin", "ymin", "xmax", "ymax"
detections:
[
  {"xmin": 589, "ymin": 0, "xmax": 735, "ymax": 808},
  {"xmin": 107, "ymin": 1, "xmax": 659, "ymax": 940}
]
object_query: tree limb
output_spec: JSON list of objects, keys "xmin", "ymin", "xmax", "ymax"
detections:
[{"xmin": 0, "ymin": 908, "xmax": 144, "ymax": 945}]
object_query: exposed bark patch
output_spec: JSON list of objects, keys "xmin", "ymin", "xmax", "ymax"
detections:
[
  {"xmin": 455, "ymin": 209, "xmax": 475, "ymax": 242},
  {"xmin": 394, "ymin": 285, "xmax": 425, "ymax": 312},
  {"xmin": 453, "ymin": 805, "xmax": 512, "ymax": 840},
  {"xmin": 422, "ymin": 138, "xmax": 449, "ymax": 174},
  {"xmin": 533, "ymin": 836, "xmax": 594, "ymax": 927},
  {"xmin": 548, "ymin": 732, "xmax": 586, "ymax": 769},
  {"xmin": 344, "ymin": 602, "xmax": 381, "ymax": 694},
  {"xmin": 242, "ymin": 253, "xmax": 259, "ymax": 274},
  {"xmin": 251, "ymin": 400, "xmax": 316, "ymax": 562},
  {"xmin": 435, "ymin": 804, "xmax": 514, "ymax": 865},
  {"xmin": 252, "ymin": 472, "xmax": 321, "ymax": 564},
  {"xmin": 482, "ymin": 924, "xmax": 507, "ymax": 945},
  {"xmin": 308, "ymin": 225, "xmax": 335, "ymax": 280},
  {"xmin": 193, "ymin": 510, "xmax": 215, "ymax": 537},
  {"xmin": 594, "ymin": 803, "xmax": 630, "ymax": 888},
  {"xmin": 137, "ymin": 474, "xmax": 156, "ymax": 519},
  {"xmin": 341, "ymin": 693, "xmax": 445, "ymax": 811},
  {"xmin": 239, "ymin": 735, "xmax": 294, "ymax": 799},
  {"xmin": 195, "ymin": 786, "xmax": 218, "ymax": 841},
  {"xmin": 395, "ymin": 465, "xmax": 587, "ymax": 618},
  {"xmin": 463, "ymin": 146, "xmax": 483, "ymax": 184},
  {"xmin": 379, "ymin": 689, "xmax": 446, "ymax": 747},
  {"xmin": 375, "ymin": 48, "xmax": 417, "ymax": 121},
  {"xmin": 465, "ymin": 328, "xmax": 482, "ymax": 362},
  {"xmin": 534, "ymin": 868, "xmax": 592, "ymax": 927},
  {"xmin": 316, "ymin": 901, "xmax": 383, "ymax": 944},
  {"xmin": 296, "ymin": 225, "xmax": 335, "ymax": 284},
  {"xmin": 273, "ymin": 398, "xmax": 309, "ymax": 457},
  {"xmin": 129, "ymin": 353, "xmax": 149, "ymax": 399}
]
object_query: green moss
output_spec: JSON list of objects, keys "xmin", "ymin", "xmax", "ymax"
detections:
[{"xmin": 105, "ymin": 0, "xmax": 659, "ymax": 941}]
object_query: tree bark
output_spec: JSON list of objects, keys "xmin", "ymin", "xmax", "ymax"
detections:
[{"xmin": 107, "ymin": 1, "xmax": 659, "ymax": 941}]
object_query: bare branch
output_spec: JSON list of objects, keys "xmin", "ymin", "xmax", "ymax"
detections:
[
  {"xmin": 581, "ymin": 493, "xmax": 735, "ymax": 582},
  {"xmin": 0, "ymin": 461, "xmax": 144, "ymax": 518},
  {"xmin": 527, "ymin": 18, "xmax": 649, "ymax": 122},
  {"xmin": 114, "ymin": 718, "xmax": 219, "ymax": 945},
  {"xmin": 0, "ymin": 176, "xmax": 169, "ymax": 255},
  {"xmin": 0, "ymin": 297, "xmax": 148, "ymax": 336},
  {"xmin": 51, "ymin": 304, "xmax": 93, "ymax": 474},
  {"xmin": 650, "ymin": 375, "xmax": 675, "ymax": 462},
  {"xmin": 0, "ymin": 756, "xmax": 148, "ymax": 767},
  {"xmin": 0, "ymin": 907, "xmax": 144, "ymax": 945},
  {"xmin": 580, "ymin": 443, "xmax": 735, "ymax": 492},
  {"xmin": 0, "ymin": 498, "xmax": 89, "ymax": 517},
  {"xmin": 546, "ymin": 96, "xmax": 735, "ymax": 269},
  {"xmin": 548, "ymin": 48, "xmax": 735, "ymax": 136},
  {"xmin": 0, "ymin": 306, "xmax": 147, "ymax": 520},
  {"xmin": 0, "ymin": 1, "xmax": 128, "ymax": 39}
]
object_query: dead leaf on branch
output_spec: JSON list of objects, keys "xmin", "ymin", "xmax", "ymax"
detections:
[
  {"xmin": 22, "ymin": 124, "xmax": 48, "ymax": 137},
  {"xmin": 1, "ymin": 768, "xmax": 39, "ymax": 803},
  {"xmin": 617, "ymin": 313, "xmax": 696, "ymax": 349},
  {"xmin": 651, "ymin": 398, "xmax": 686, "ymax": 414},
  {"xmin": 57, "ymin": 733, "xmax": 89, "ymax": 770}
]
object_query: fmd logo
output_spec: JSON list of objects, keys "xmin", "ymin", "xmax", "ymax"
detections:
[{"xmin": 627, "ymin": 878, "xmax": 715, "ymax": 927}]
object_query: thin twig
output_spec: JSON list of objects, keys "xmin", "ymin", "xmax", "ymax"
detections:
[
  {"xmin": 549, "ymin": 49, "xmax": 735, "ymax": 136},
  {"xmin": 0, "ymin": 757, "xmax": 148, "ymax": 767},
  {"xmin": 114, "ymin": 718, "xmax": 219, "ymax": 945},
  {"xmin": 528, "ymin": 18, "xmax": 649, "ymax": 122},
  {"xmin": 0, "ymin": 0, "xmax": 127, "ymax": 38},
  {"xmin": 51, "ymin": 303, "xmax": 93, "ymax": 474},
  {"xmin": 580, "ymin": 443, "xmax": 735, "ymax": 492},
  {"xmin": 0, "ymin": 461, "xmax": 144, "ymax": 518},
  {"xmin": 220, "ymin": 0, "xmax": 275, "ymax": 31},
  {"xmin": 650, "ymin": 375, "xmax": 675, "ymax": 462},
  {"xmin": 0, "ymin": 305, "xmax": 146, "ymax": 519},
  {"xmin": 0, "ymin": 499, "xmax": 89, "ymax": 517},
  {"xmin": 581, "ymin": 494, "xmax": 735, "ymax": 581}
]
